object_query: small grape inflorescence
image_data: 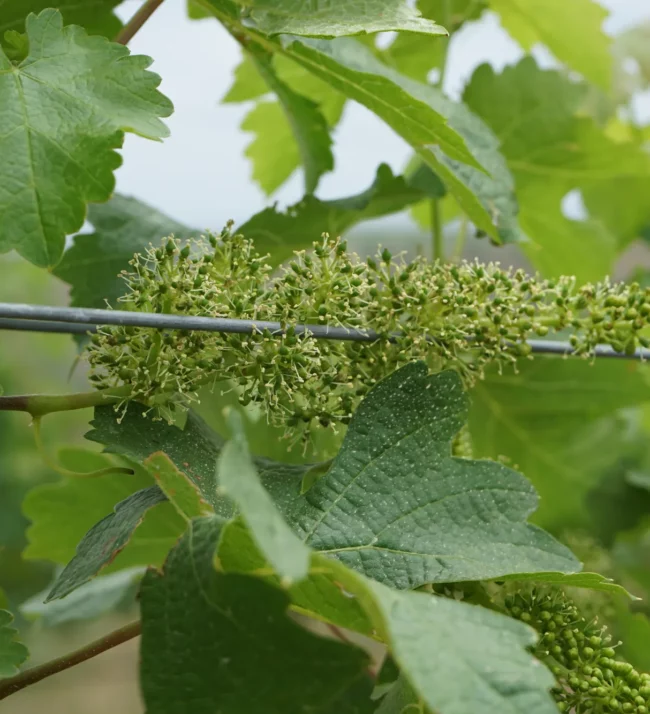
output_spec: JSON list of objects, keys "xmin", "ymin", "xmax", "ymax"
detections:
[
  {"xmin": 505, "ymin": 587, "xmax": 650, "ymax": 714},
  {"xmin": 87, "ymin": 226, "xmax": 650, "ymax": 435}
]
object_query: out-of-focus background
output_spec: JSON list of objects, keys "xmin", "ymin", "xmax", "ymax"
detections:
[{"xmin": 1, "ymin": 1, "xmax": 650, "ymax": 711}]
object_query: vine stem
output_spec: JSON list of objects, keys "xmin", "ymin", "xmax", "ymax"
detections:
[
  {"xmin": 0, "ymin": 621, "xmax": 141, "ymax": 701},
  {"xmin": 0, "ymin": 386, "xmax": 129, "ymax": 418},
  {"xmin": 114, "ymin": 0, "xmax": 166, "ymax": 45},
  {"xmin": 430, "ymin": 198, "xmax": 443, "ymax": 261}
]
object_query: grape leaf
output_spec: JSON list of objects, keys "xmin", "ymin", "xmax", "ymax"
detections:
[
  {"xmin": 20, "ymin": 567, "xmax": 144, "ymax": 627},
  {"xmin": 139, "ymin": 517, "xmax": 371, "ymax": 714},
  {"xmin": 53, "ymin": 195, "xmax": 195, "ymax": 310},
  {"xmin": 238, "ymin": 0, "xmax": 448, "ymax": 37},
  {"xmin": 489, "ymin": 0, "xmax": 612, "ymax": 89},
  {"xmin": 217, "ymin": 410, "xmax": 311, "ymax": 584},
  {"xmin": 495, "ymin": 571, "xmax": 637, "ymax": 599},
  {"xmin": 463, "ymin": 58, "xmax": 650, "ymax": 279},
  {"xmin": 46, "ymin": 486, "xmax": 170, "ymax": 601},
  {"xmin": 0, "ymin": 609, "xmax": 28, "ymax": 678},
  {"xmin": 469, "ymin": 358, "xmax": 650, "ymax": 532},
  {"xmin": 0, "ymin": 9, "xmax": 173, "ymax": 268},
  {"xmin": 237, "ymin": 163, "xmax": 444, "ymax": 266},
  {"xmin": 144, "ymin": 452, "xmax": 213, "ymax": 521},
  {"xmin": 286, "ymin": 363, "xmax": 578, "ymax": 588},
  {"xmin": 241, "ymin": 48, "xmax": 333, "ymax": 194},
  {"xmin": 0, "ymin": 1, "xmax": 123, "ymax": 44}
]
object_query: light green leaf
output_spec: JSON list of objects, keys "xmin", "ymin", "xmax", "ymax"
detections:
[
  {"xmin": 144, "ymin": 452, "xmax": 213, "ymax": 521},
  {"xmin": 241, "ymin": 48, "xmax": 333, "ymax": 194},
  {"xmin": 237, "ymin": 163, "xmax": 443, "ymax": 265},
  {"xmin": 0, "ymin": 9, "xmax": 173, "ymax": 268},
  {"xmin": 0, "ymin": 1, "xmax": 123, "ymax": 44},
  {"xmin": 287, "ymin": 363, "xmax": 578, "ymax": 588},
  {"xmin": 53, "ymin": 195, "xmax": 195, "ymax": 310},
  {"xmin": 469, "ymin": 358, "xmax": 650, "ymax": 531},
  {"xmin": 21, "ymin": 567, "xmax": 144, "ymax": 627},
  {"xmin": 489, "ymin": 0, "xmax": 612, "ymax": 89},
  {"xmin": 139, "ymin": 517, "xmax": 371, "ymax": 714},
  {"xmin": 0, "ymin": 609, "xmax": 28, "ymax": 678},
  {"xmin": 496, "ymin": 571, "xmax": 638, "ymax": 599},
  {"xmin": 463, "ymin": 58, "xmax": 650, "ymax": 279},
  {"xmin": 239, "ymin": 0, "xmax": 448, "ymax": 37},
  {"xmin": 217, "ymin": 410, "xmax": 311, "ymax": 584},
  {"xmin": 23, "ymin": 448, "xmax": 184, "ymax": 567}
]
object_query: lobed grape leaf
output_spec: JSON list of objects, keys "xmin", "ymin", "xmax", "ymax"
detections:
[
  {"xmin": 489, "ymin": 0, "xmax": 612, "ymax": 89},
  {"xmin": 463, "ymin": 58, "xmax": 650, "ymax": 279},
  {"xmin": 0, "ymin": 1, "xmax": 123, "ymax": 45},
  {"xmin": 139, "ymin": 517, "xmax": 371, "ymax": 714},
  {"xmin": 0, "ymin": 609, "xmax": 28, "ymax": 678},
  {"xmin": 217, "ymin": 410, "xmax": 311, "ymax": 584},
  {"xmin": 53, "ymin": 195, "xmax": 195, "ymax": 310},
  {"xmin": 237, "ymin": 0, "xmax": 448, "ymax": 37},
  {"xmin": 285, "ymin": 363, "xmax": 578, "ymax": 588},
  {"xmin": 237, "ymin": 163, "xmax": 444, "ymax": 266},
  {"xmin": 469, "ymin": 358, "xmax": 650, "ymax": 532},
  {"xmin": 0, "ymin": 9, "xmax": 173, "ymax": 268}
]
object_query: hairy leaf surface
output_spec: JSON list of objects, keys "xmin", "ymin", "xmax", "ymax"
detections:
[
  {"xmin": 287, "ymin": 363, "xmax": 578, "ymax": 587},
  {"xmin": 0, "ymin": 10, "xmax": 172, "ymax": 267},
  {"xmin": 238, "ymin": 0, "xmax": 447, "ymax": 37},
  {"xmin": 140, "ymin": 517, "xmax": 370, "ymax": 714}
]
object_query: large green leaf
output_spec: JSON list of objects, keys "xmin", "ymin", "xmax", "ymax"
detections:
[
  {"xmin": 0, "ymin": 609, "xmax": 28, "ymax": 678},
  {"xmin": 0, "ymin": 10, "xmax": 172, "ymax": 268},
  {"xmin": 139, "ymin": 517, "xmax": 371, "ymax": 714},
  {"xmin": 237, "ymin": 163, "xmax": 444, "ymax": 265},
  {"xmin": 489, "ymin": 0, "xmax": 612, "ymax": 89},
  {"xmin": 463, "ymin": 58, "xmax": 650, "ymax": 279},
  {"xmin": 238, "ymin": 0, "xmax": 448, "ymax": 37},
  {"xmin": 286, "ymin": 363, "xmax": 578, "ymax": 588},
  {"xmin": 469, "ymin": 358, "xmax": 650, "ymax": 532},
  {"xmin": 53, "ymin": 195, "xmax": 195, "ymax": 309},
  {"xmin": 217, "ymin": 411, "xmax": 311, "ymax": 584},
  {"xmin": 0, "ymin": 1, "xmax": 123, "ymax": 44},
  {"xmin": 217, "ymin": 522, "xmax": 559, "ymax": 714}
]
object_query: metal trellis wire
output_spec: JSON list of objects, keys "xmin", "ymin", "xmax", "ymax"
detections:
[{"xmin": 1, "ymin": 301, "xmax": 650, "ymax": 361}]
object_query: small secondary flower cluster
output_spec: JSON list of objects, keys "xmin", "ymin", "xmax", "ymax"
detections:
[
  {"xmin": 505, "ymin": 588, "xmax": 649, "ymax": 714},
  {"xmin": 87, "ymin": 225, "xmax": 650, "ymax": 433}
]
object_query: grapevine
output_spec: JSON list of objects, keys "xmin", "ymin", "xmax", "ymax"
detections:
[{"xmin": 87, "ymin": 225, "xmax": 650, "ymax": 436}]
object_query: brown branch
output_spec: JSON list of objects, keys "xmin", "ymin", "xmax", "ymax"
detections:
[
  {"xmin": 0, "ymin": 621, "xmax": 142, "ymax": 701},
  {"xmin": 114, "ymin": 0, "xmax": 166, "ymax": 45}
]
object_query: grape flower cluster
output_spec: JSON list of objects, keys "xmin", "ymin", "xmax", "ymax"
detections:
[
  {"xmin": 87, "ymin": 225, "xmax": 650, "ymax": 435},
  {"xmin": 504, "ymin": 587, "xmax": 650, "ymax": 714}
]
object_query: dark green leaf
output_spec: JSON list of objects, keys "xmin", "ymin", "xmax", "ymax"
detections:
[
  {"xmin": 139, "ymin": 517, "xmax": 370, "ymax": 714},
  {"xmin": 53, "ymin": 195, "xmax": 195, "ymax": 309},
  {"xmin": 287, "ymin": 363, "xmax": 578, "ymax": 588},
  {"xmin": 0, "ymin": 609, "xmax": 28, "ymax": 678},
  {"xmin": 489, "ymin": 0, "xmax": 612, "ymax": 89},
  {"xmin": 0, "ymin": 1, "xmax": 123, "ymax": 44},
  {"xmin": 239, "ymin": 0, "xmax": 448, "ymax": 37},
  {"xmin": 0, "ymin": 10, "xmax": 172, "ymax": 268},
  {"xmin": 237, "ymin": 163, "xmax": 443, "ymax": 265},
  {"xmin": 217, "ymin": 410, "xmax": 311, "ymax": 583}
]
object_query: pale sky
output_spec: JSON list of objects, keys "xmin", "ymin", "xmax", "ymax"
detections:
[{"xmin": 113, "ymin": 0, "xmax": 650, "ymax": 234}]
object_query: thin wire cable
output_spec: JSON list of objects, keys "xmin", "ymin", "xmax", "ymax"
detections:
[{"xmin": 1, "ymin": 301, "xmax": 649, "ymax": 360}]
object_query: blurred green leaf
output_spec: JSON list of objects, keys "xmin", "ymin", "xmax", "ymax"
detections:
[
  {"xmin": 53, "ymin": 195, "xmax": 195, "ymax": 310},
  {"xmin": 463, "ymin": 58, "xmax": 650, "ymax": 279},
  {"xmin": 0, "ymin": 609, "xmax": 28, "ymax": 678},
  {"xmin": 238, "ymin": 163, "xmax": 443, "ymax": 266},
  {"xmin": 238, "ymin": 0, "xmax": 448, "ymax": 37},
  {"xmin": 0, "ymin": 9, "xmax": 172, "ymax": 268},
  {"xmin": 489, "ymin": 0, "xmax": 612, "ymax": 89}
]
